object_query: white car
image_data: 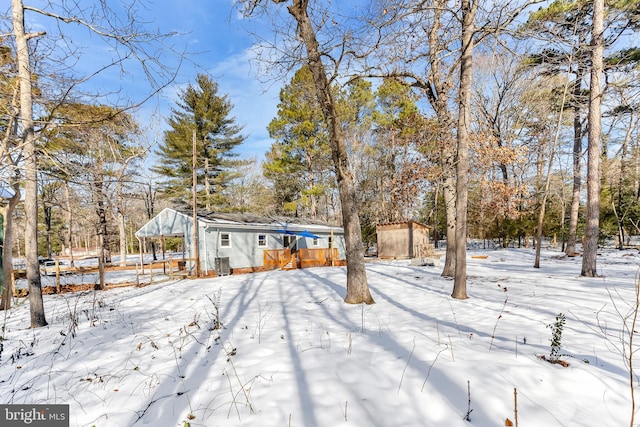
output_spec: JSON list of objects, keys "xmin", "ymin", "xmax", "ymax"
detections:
[{"xmin": 41, "ymin": 260, "xmax": 70, "ymax": 276}]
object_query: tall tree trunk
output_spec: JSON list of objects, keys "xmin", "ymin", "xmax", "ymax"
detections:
[
  {"xmin": 287, "ymin": 0, "xmax": 373, "ymax": 304},
  {"xmin": 0, "ymin": 188, "xmax": 20, "ymax": 310},
  {"xmin": 425, "ymin": 2, "xmax": 456, "ymax": 278},
  {"xmin": 114, "ymin": 178, "xmax": 128, "ymax": 267},
  {"xmin": 98, "ymin": 234, "xmax": 106, "ymax": 289},
  {"xmin": 534, "ymin": 141, "xmax": 557, "ymax": 268},
  {"xmin": 441, "ymin": 150, "xmax": 457, "ymax": 277},
  {"xmin": 451, "ymin": 0, "xmax": 475, "ymax": 299},
  {"xmin": 0, "ymin": 83, "xmax": 21, "ymax": 311},
  {"xmin": 308, "ymin": 167, "xmax": 318, "ymax": 219},
  {"xmin": 615, "ymin": 113, "xmax": 635, "ymax": 249},
  {"xmin": 566, "ymin": 75, "xmax": 583, "ymax": 256},
  {"xmin": 43, "ymin": 200, "xmax": 52, "ymax": 257},
  {"xmin": 536, "ymin": 70, "xmax": 571, "ymax": 266},
  {"xmin": 95, "ymin": 179, "xmax": 107, "ymax": 289},
  {"xmin": 581, "ymin": 0, "xmax": 603, "ymax": 277},
  {"xmin": 64, "ymin": 183, "xmax": 75, "ymax": 266},
  {"xmin": 635, "ymin": 118, "xmax": 640, "ymax": 203},
  {"xmin": 118, "ymin": 209, "xmax": 127, "ymax": 266},
  {"xmin": 12, "ymin": 0, "xmax": 47, "ymax": 327}
]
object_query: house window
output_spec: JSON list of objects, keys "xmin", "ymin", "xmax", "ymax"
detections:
[
  {"xmin": 328, "ymin": 236, "xmax": 333, "ymax": 248},
  {"xmin": 220, "ymin": 233, "xmax": 231, "ymax": 248},
  {"xmin": 283, "ymin": 235, "xmax": 293, "ymax": 248},
  {"xmin": 258, "ymin": 234, "xmax": 267, "ymax": 247},
  {"xmin": 313, "ymin": 237, "xmax": 319, "ymax": 246}
]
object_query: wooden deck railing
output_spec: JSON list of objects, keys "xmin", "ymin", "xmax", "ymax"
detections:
[
  {"xmin": 299, "ymin": 248, "xmax": 339, "ymax": 268},
  {"xmin": 264, "ymin": 248, "xmax": 339, "ymax": 270},
  {"xmin": 264, "ymin": 249, "xmax": 292, "ymax": 269}
]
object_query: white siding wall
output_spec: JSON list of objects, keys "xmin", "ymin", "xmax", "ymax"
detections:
[
  {"xmin": 137, "ymin": 208, "xmax": 346, "ymax": 273},
  {"xmin": 201, "ymin": 227, "xmax": 346, "ymax": 272}
]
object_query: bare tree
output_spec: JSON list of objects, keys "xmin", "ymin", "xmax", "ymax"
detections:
[
  {"xmin": 240, "ymin": 0, "xmax": 374, "ymax": 304},
  {"xmin": 45, "ymin": 103, "xmax": 143, "ymax": 288},
  {"xmin": 0, "ymin": 185, "xmax": 20, "ymax": 311},
  {"xmin": 533, "ymin": 91, "xmax": 567, "ymax": 269},
  {"xmin": 9, "ymin": 0, "xmax": 180, "ymax": 325},
  {"xmin": 451, "ymin": 0, "xmax": 477, "ymax": 299},
  {"xmin": 282, "ymin": 0, "xmax": 373, "ymax": 304},
  {"xmin": 376, "ymin": 0, "xmax": 540, "ymax": 295},
  {"xmin": 390, "ymin": 0, "xmax": 459, "ymax": 278},
  {"xmin": 12, "ymin": 0, "xmax": 47, "ymax": 327},
  {"xmin": 0, "ymin": 38, "xmax": 22, "ymax": 311},
  {"xmin": 63, "ymin": 181, "xmax": 75, "ymax": 266},
  {"xmin": 470, "ymin": 51, "xmax": 534, "ymax": 246}
]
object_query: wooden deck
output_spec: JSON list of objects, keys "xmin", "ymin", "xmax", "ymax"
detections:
[{"xmin": 264, "ymin": 248, "xmax": 341, "ymax": 270}]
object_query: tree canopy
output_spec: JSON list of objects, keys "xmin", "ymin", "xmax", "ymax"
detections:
[{"xmin": 152, "ymin": 74, "xmax": 246, "ymax": 210}]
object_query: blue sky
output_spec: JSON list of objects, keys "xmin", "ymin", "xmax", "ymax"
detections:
[
  {"xmin": 23, "ymin": 0, "xmax": 281, "ymax": 161},
  {"xmin": 132, "ymin": 0, "xmax": 281, "ymax": 160}
]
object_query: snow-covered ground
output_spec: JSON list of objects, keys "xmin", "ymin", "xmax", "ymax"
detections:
[{"xmin": 1, "ymin": 247, "xmax": 638, "ymax": 427}]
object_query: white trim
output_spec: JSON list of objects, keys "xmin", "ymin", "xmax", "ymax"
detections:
[{"xmin": 220, "ymin": 232, "xmax": 231, "ymax": 248}]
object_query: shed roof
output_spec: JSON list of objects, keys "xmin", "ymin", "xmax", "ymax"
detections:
[{"xmin": 376, "ymin": 220, "xmax": 430, "ymax": 229}]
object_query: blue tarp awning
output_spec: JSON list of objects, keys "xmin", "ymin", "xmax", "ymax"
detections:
[{"xmin": 275, "ymin": 229, "xmax": 320, "ymax": 239}]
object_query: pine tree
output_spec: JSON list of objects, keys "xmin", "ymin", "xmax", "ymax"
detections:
[
  {"xmin": 153, "ymin": 74, "xmax": 245, "ymax": 210},
  {"xmin": 264, "ymin": 66, "xmax": 333, "ymax": 218},
  {"xmin": 370, "ymin": 78, "xmax": 430, "ymax": 224}
]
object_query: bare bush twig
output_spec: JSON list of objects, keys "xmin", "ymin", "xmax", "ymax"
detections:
[
  {"xmin": 397, "ymin": 337, "xmax": 415, "ymax": 394},
  {"xmin": 463, "ymin": 380, "xmax": 472, "ymax": 421},
  {"xmin": 421, "ymin": 347, "xmax": 447, "ymax": 392},
  {"xmin": 489, "ymin": 286, "xmax": 508, "ymax": 351}
]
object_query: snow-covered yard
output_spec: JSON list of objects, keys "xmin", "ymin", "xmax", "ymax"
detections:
[{"xmin": 0, "ymin": 247, "xmax": 638, "ymax": 427}]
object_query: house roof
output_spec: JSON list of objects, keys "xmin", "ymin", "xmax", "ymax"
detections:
[
  {"xmin": 0, "ymin": 183, "xmax": 15, "ymax": 199},
  {"xmin": 191, "ymin": 210, "xmax": 341, "ymax": 228},
  {"xmin": 136, "ymin": 207, "xmax": 343, "ymax": 239}
]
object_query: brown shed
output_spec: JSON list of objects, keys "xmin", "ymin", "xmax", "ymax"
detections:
[{"xmin": 376, "ymin": 221, "xmax": 433, "ymax": 259}]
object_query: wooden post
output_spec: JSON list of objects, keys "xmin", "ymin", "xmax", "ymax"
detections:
[
  {"xmin": 139, "ymin": 237, "xmax": 145, "ymax": 275},
  {"xmin": 161, "ymin": 235, "xmax": 166, "ymax": 275},
  {"xmin": 514, "ymin": 388, "xmax": 518, "ymax": 427},
  {"xmin": 55, "ymin": 258, "xmax": 61, "ymax": 293},
  {"xmin": 192, "ymin": 130, "xmax": 201, "ymax": 278},
  {"xmin": 331, "ymin": 229, "xmax": 335, "ymax": 267}
]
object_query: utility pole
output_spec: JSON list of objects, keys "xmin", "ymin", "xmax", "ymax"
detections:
[{"xmin": 192, "ymin": 130, "xmax": 201, "ymax": 277}]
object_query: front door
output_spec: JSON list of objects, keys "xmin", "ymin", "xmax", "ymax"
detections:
[{"xmin": 283, "ymin": 235, "xmax": 297, "ymax": 251}]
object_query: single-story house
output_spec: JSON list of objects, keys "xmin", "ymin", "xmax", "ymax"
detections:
[
  {"xmin": 135, "ymin": 208, "xmax": 346, "ymax": 276},
  {"xmin": 376, "ymin": 220, "xmax": 433, "ymax": 259}
]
